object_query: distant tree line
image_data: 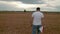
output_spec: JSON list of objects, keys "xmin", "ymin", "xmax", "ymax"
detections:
[{"xmin": 24, "ymin": 9, "xmax": 26, "ymax": 12}]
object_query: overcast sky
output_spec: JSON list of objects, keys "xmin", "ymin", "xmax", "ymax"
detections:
[{"xmin": 0, "ymin": 0, "xmax": 60, "ymax": 11}]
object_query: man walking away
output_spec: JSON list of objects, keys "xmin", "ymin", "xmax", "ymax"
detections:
[{"xmin": 32, "ymin": 7, "xmax": 44, "ymax": 34}]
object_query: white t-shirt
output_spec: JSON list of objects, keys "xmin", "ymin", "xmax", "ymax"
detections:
[{"xmin": 32, "ymin": 11, "xmax": 44, "ymax": 25}]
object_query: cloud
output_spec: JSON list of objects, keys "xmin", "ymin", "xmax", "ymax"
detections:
[
  {"xmin": 0, "ymin": 1, "xmax": 24, "ymax": 11},
  {"xmin": 0, "ymin": 1, "xmax": 47, "ymax": 11},
  {"xmin": 0, "ymin": 0, "xmax": 46, "ymax": 4},
  {"xmin": 37, "ymin": 0, "xmax": 60, "ymax": 11},
  {"xmin": 0, "ymin": 0, "xmax": 60, "ymax": 11}
]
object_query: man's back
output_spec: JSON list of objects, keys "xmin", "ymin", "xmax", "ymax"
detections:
[{"xmin": 32, "ymin": 11, "xmax": 44, "ymax": 25}]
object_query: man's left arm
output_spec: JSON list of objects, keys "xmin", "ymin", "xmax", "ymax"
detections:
[{"xmin": 30, "ymin": 13, "xmax": 34, "ymax": 26}]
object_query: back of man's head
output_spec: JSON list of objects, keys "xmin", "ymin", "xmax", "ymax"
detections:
[{"xmin": 36, "ymin": 7, "xmax": 40, "ymax": 11}]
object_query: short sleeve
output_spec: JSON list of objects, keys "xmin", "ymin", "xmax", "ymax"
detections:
[
  {"xmin": 32, "ymin": 12, "xmax": 35, "ymax": 17},
  {"xmin": 41, "ymin": 13, "xmax": 44, "ymax": 18},
  {"xmin": 32, "ymin": 13, "xmax": 34, "ymax": 17}
]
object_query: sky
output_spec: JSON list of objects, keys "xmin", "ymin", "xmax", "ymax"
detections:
[{"xmin": 0, "ymin": 0, "xmax": 60, "ymax": 11}]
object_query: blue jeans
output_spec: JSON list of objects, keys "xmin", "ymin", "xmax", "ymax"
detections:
[{"xmin": 32, "ymin": 25, "xmax": 42, "ymax": 34}]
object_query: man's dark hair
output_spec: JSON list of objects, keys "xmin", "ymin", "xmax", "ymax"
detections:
[{"xmin": 36, "ymin": 7, "xmax": 40, "ymax": 11}]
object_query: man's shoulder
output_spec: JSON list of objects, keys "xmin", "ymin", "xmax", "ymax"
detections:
[{"xmin": 32, "ymin": 11, "xmax": 43, "ymax": 14}]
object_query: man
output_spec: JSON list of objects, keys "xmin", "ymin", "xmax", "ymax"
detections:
[{"xmin": 32, "ymin": 7, "xmax": 44, "ymax": 34}]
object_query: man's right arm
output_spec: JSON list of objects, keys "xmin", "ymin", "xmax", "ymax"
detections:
[
  {"xmin": 41, "ymin": 13, "xmax": 45, "ymax": 26},
  {"xmin": 41, "ymin": 13, "xmax": 46, "ymax": 29}
]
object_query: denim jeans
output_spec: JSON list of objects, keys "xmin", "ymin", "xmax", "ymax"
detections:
[{"xmin": 32, "ymin": 25, "xmax": 42, "ymax": 34}]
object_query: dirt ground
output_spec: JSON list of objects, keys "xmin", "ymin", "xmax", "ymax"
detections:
[{"xmin": 0, "ymin": 12, "xmax": 60, "ymax": 34}]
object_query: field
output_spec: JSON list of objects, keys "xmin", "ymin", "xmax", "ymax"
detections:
[{"xmin": 0, "ymin": 11, "xmax": 60, "ymax": 34}]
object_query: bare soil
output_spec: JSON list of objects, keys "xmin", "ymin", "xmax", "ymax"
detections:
[{"xmin": 0, "ymin": 12, "xmax": 60, "ymax": 34}]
